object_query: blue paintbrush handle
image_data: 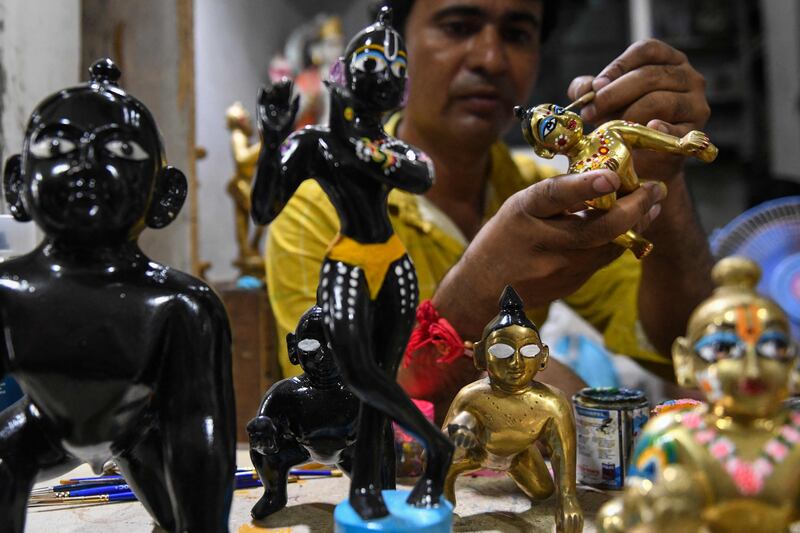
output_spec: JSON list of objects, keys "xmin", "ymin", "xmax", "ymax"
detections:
[
  {"xmin": 65, "ymin": 484, "xmax": 131, "ymax": 497},
  {"xmin": 107, "ymin": 491, "xmax": 137, "ymax": 502}
]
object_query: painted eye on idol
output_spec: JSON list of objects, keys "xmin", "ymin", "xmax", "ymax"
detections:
[
  {"xmin": 30, "ymin": 136, "xmax": 77, "ymax": 159},
  {"xmin": 539, "ymin": 117, "xmax": 556, "ymax": 140},
  {"xmin": 694, "ymin": 332, "xmax": 745, "ymax": 363},
  {"xmin": 520, "ymin": 344, "xmax": 541, "ymax": 358},
  {"xmin": 757, "ymin": 332, "xmax": 793, "ymax": 362},
  {"xmin": 351, "ymin": 51, "xmax": 387, "ymax": 74},
  {"xmin": 298, "ymin": 338, "xmax": 321, "ymax": 352},
  {"xmin": 104, "ymin": 140, "xmax": 149, "ymax": 161},
  {"xmin": 488, "ymin": 343, "xmax": 515, "ymax": 359},
  {"xmin": 390, "ymin": 59, "xmax": 407, "ymax": 78}
]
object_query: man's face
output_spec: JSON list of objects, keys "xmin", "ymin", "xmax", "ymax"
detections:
[
  {"xmin": 22, "ymin": 91, "xmax": 162, "ymax": 241},
  {"xmin": 403, "ymin": 0, "xmax": 543, "ymax": 147}
]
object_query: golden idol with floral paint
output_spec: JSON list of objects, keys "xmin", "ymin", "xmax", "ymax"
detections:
[
  {"xmin": 515, "ymin": 93, "xmax": 717, "ymax": 259},
  {"xmin": 597, "ymin": 257, "xmax": 799, "ymax": 533}
]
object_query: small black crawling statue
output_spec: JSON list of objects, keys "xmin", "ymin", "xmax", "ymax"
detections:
[{"xmin": 247, "ymin": 304, "xmax": 368, "ymax": 519}]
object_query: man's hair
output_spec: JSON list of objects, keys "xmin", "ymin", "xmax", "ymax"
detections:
[{"xmin": 371, "ymin": 0, "xmax": 556, "ymax": 42}]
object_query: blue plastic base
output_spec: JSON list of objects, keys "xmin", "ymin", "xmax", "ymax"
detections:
[{"xmin": 334, "ymin": 490, "xmax": 453, "ymax": 532}]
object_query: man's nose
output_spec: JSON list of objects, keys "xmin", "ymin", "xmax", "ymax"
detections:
[{"xmin": 466, "ymin": 25, "xmax": 509, "ymax": 77}]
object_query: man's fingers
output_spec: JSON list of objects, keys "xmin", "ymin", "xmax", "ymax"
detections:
[
  {"xmin": 620, "ymin": 91, "xmax": 710, "ymax": 129},
  {"xmin": 646, "ymin": 119, "xmax": 697, "ymax": 139},
  {"xmin": 520, "ymin": 170, "xmax": 621, "ymax": 219},
  {"xmin": 567, "ymin": 182, "xmax": 665, "ymax": 249},
  {"xmin": 593, "ymin": 39, "xmax": 687, "ymax": 90},
  {"xmin": 567, "ymin": 75, "xmax": 594, "ymax": 101},
  {"xmin": 581, "ymin": 64, "xmax": 695, "ymax": 123}
]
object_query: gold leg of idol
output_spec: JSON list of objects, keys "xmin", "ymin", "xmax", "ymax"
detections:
[{"xmin": 613, "ymin": 230, "xmax": 653, "ymax": 259}]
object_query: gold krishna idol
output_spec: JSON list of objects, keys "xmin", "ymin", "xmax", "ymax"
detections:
[
  {"xmin": 597, "ymin": 257, "xmax": 799, "ymax": 533},
  {"xmin": 442, "ymin": 286, "xmax": 582, "ymax": 533},
  {"xmin": 515, "ymin": 92, "xmax": 718, "ymax": 259}
]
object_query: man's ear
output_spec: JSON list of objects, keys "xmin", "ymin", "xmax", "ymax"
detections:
[
  {"xmin": 473, "ymin": 340, "xmax": 486, "ymax": 371},
  {"xmin": 539, "ymin": 345, "xmax": 550, "ymax": 371},
  {"xmin": 3, "ymin": 155, "xmax": 31, "ymax": 222},
  {"xmin": 672, "ymin": 337, "xmax": 697, "ymax": 388},
  {"xmin": 286, "ymin": 333, "xmax": 299, "ymax": 366},
  {"xmin": 146, "ymin": 166, "xmax": 187, "ymax": 229}
]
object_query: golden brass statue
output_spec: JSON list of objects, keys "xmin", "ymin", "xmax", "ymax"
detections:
[
  {"xmin": 225, "ymin": 102, "xmax": 265, "ymax": 279},
  {"xmin": 597, "ymin": 257, "xmax": 799, "ymax": 533},
  {"xmin": 442, "ymin": 286, "xmax": 583, "ymax": 533},
  {"xmin": 515, "ymin": 94, "xmax": 718, "ymax": 259}
]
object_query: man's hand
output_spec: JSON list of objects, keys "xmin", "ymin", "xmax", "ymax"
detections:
[
  {"xmin": 433, "ymin": 169, "xmax": 665, "ymax": 341},
  {"xmin": 568, "ymin": 39, "xmax": 715, "ymax": 358},
  {"xmin": 568, "ymin": 39, "xmax": 711, "ymax": 182}
]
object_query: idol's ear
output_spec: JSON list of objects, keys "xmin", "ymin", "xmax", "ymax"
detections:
[
  {"xmin": 672, "ymin": 337, "xmax": 697, "ymax": 388},
  {"xmin": 3, "ymin": 155, "xmax": 31, "ymax": 222},
  {"xmin": 287, "ymin": 332, "xmax": 299, "ymax": 366},
  {"xmin": 532, "ymin": 143, "xmax": 556, "ymax": 159},
  {"xmin": 539, "ymin": 345, "xmax": 550, "ymax": 371},
  {"xmin": 473, "ymin": 340, "xmax": 486, "ymax": 371},
  {"xmin": 146, "ymin": 166, "xmax": 187, "ymax": 229}
]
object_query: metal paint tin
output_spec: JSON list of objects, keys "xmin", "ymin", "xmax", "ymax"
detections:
[{"xmin": 573, "ymin": 387, "xmax": 649, "ymax": 489}]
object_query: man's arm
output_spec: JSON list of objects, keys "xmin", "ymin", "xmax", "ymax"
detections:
[
  {"xmin": 398, "ymin": 170, "xmax": 661, "ymax": 418},
  {"xmin": 568, "ymin": 39, "xmax": 715, "ymax": 357}
]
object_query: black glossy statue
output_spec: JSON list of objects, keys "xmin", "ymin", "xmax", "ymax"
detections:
[
  {"xmin": 252, "ymin": 7, "xmax": 454, "ymax": 521},
  {"xmin": 0, "ymin": 58, "xmax": 236, "ymax": 533},
  {"xmin": 247, "ymin": 304, "xmax": 364, "ymax": 519}
]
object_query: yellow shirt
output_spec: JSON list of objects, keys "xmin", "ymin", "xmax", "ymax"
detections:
[{"xmin": 266, "ymin": 115, "xmax": 668, "ymax": 378}]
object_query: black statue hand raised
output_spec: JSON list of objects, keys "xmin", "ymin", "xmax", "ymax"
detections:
[{"xmin": 257, "ymin": 79, "xmax": 299, "ymax": 148}]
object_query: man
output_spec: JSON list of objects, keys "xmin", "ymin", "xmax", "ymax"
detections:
[{"xmin": 266, "ymin": 0, "xmax": 713, "ymax": 421}]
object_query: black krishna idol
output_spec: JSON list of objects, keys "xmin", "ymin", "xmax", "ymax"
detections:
[
  {"xmin": 251, "ymin": 7, "xmax": 453, "ymax": 521},
  {"xmin": 0, "ymin": 59, "xmax": 236, "ymax": 532}
]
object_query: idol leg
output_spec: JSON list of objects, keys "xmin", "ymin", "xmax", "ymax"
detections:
[
  {"xmin": 115, "ymin": 427, "xmax": 176, "ymax": 531},
  {"xmin": 320, "ymin": 258, "xmax": 453, "ymax": 520},
  {"xmin": 380, "ymin": 418, "xmax": 397, "ymax": 490},
  {"xmin": 0, "ymin": 400, "xmax": 71, "ymax": 533},
  {"xmin": 338, "ymin": 444, "xmax": 354, "ymax": 478},
  {"xmin": 250, "ymin": 442, "xmax": 309, "ymax": 519},
  {"xmin": 509, "ymin": 447, "xmax": 555, "ymax": 500},
  {"xmin": 376, "ymin": 256, "xmax": 454, "ymax": 509},
  {"xmin": 444, "ymin": 457, "xmax": 482, "ymax": 507}
]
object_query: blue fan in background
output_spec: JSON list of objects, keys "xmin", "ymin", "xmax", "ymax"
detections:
[{"xmin": 711, "ymin": 196, "xmax": 800, "ymax": 339}]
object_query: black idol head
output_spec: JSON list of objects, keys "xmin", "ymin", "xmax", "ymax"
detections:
[{"xmin": 3, "ymin": 58, "xmax": 186, "ymax": 245}]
